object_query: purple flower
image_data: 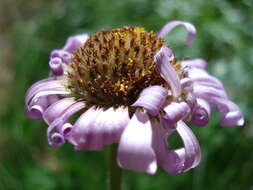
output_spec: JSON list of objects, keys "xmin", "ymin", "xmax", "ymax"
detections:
[{"xmin": 25, "ymin": 21, "xmax": 244, "ymax": 175}]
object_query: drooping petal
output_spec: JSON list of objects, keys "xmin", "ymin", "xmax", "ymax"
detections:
[
  {"xmin": 209, "ymin": 97, "xmax": 244, "ymax": 126},
  {"xmin": 155, "ymin": 46, "xmax": 181, "ymax": 98},
  {"xmin": 69, "ymin": 107, "xmax": 130, "ymax": 151},
  {"xmin": 181, "ymin": 59, "xmax": 207, "ymax": 69},
  {"xmin": 63, "ymin": 34, "xmax": 89, "ymax": 53},
  {"xmin": 152, "ymin": 121, "xmax": 201, "ymax": 174},
  {"xmin": 67, "ymin": 108, "xmax": 99, "ymax": 148},
  {"xmin": 29, "ymin": 90, "xmax": 70, "ymax": 110},
  {"xmin": 132, "ymin": 85, "xmax": 168, "ymax": 116},
  {"xmin": 25, "ymin": 79, "xmax": 66, "ymax": 106},
  {"xmin": 47, "ymin": 101, "xmax": 85, "ymax": 146},
  {"xmin": 186, "ymin": 67, "xmax": 224, "ymax": 90},
  {"xmin": 152, "ymin": 122, "xmax": 183, "ymax": 174},
  {"xmin": 26, "ymin": 78, "xmax": 54, "ymax": 101},
  {"xmin": 193, "ymin": 84, "xmax": 227, "ymax": 99},
  {"xmin": 162, "ymin": 102, "xmax": 190, "ymax": 126},
  {"xmin": 176, "ymin": 121, "xmax": 201, "ymax": 171},
  {"xmin": 43, "ymin": 98, "xmax": 76, "ymax": 124},
  {"xmin": 157, "ymin": 21, "xmax": 196, "ymax": 45},
  {"xmin": 191, "ymin": 98, "xmax": 211, "ymax": 127},
  {"xmin": 117, "ymin": 111, "xmax": 157, "ymax": 174},
  {"xmin": 152, "ymin": 124, "xmax": 184, "ymax": 175},
  {"xmin": 192, "ymin": 77, "xmax": 224, "ymax": 90}
]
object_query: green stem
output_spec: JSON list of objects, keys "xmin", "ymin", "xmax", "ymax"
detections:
[{"xmin": 108, "ymin": 144, "xmax": 122, "ymax": 190}]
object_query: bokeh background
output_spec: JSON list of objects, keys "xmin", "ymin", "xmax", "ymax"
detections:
[{"xmin": 0, "ymin": 0, "xmax": 253, "ymax": 189}]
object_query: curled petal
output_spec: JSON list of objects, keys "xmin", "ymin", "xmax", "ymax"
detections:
[
  {"xmin": 181, "ymin": 59, "xmax": 207, "ymax": 69},
  {"xmin": 157, "ymin": 21, "xmax": 196, "ymax": 45},
  {"xmin": 59, "ymin": 123, "xmax": 73, "ymax": 137},
  {"xmin": 26, "ymin": 96, "xmax": 49, "ymax": 119},
  {"xmin": 176, "ymin": 121, "xmax": 201, "ymax": 171},
  {"xmin": 192, "ymin": 98, "xmax": 211, "ymax": 127},
  {"xmin": 49, "ymin": 57, "xmax": 63, "ymax": 76},
  {"xmin": 25, "ymin": 95, "xmax": 60, "ymax": 119},
  {"xmin": 152, "ymin": 124, "xmax": 183, "ymax": 175},
  {"xmin": 210, "ymin": 97, "xmax": 244, "ymax": 126},
  {"xmin": 29, "ymin": 90, "xmax": 70, "ymax": 111},
  {"xmin": 50, "ymin": 132, "xmax": 65, "ymax": 146},
  {"xmin": 117, "ymin": 111, "xmax": 157, "ymax": 174},
  {"xmin": 26, "ymin": 79, "xmax": 54, "ymax": 102},
  {"xmin": 29, "ymin": 105, "xmax": 44, "ymax": 119},
  {"xmin": 155, "ymin": 46, "xmax": 181, "ymax": 98},
  {"xmin": 152, "ymin": 121, "xmax": 201, "ymax": 174},
  {"xmin": 51, "ymin": 50, "xmax": 72, "ymax": 64},
  {"xmin": 43, "ymin": 98, "xmax": 76, "ymax": 124},
  {"xmin": 25, "ymin": 79, "xmax": 65, "ymax": 106},
  {"xmin": 132, "ymin": 85, "xmax": 168, "ymax": 116},
  {"xmin": 163, "ymin": 102, "xmax": 190, "ymax": 126},
  {"xmin": 47, "ymin": 101, "xmax": 85, "ymax": 146},
  {"xmin": 70, "ymin": 107, "xmax": 129, "ymax": 150},
  {"xmin": 63, "ymin": 34, "xmax": 89, "ymax": 53}
]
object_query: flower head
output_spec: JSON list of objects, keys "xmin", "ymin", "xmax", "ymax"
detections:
[{"xmin": 25, "ymin": 21, "xmax": 244, "ymax": 175}]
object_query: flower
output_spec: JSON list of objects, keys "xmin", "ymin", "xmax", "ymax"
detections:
[{"xmin": 25, "ymin": 21, "xmax": 244, "ymax": 175}]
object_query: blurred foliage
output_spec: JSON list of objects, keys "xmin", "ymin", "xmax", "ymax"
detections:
[{"xmin": 0, "ymin": 0, "xmax": 253, "ymax": 189}]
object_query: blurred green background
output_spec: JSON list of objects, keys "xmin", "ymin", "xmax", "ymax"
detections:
[{"xmin": 0, "ymin": 0, "xmax": 253, "ymax": 189}]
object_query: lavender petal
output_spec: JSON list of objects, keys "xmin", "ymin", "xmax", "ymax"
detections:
[
  {"xmin": 157, "ymin": 21, "xmax": 196, "ymax": 45},
  {"xmin": 193, "ymin": 85, "xmax": 227, "ymax": 99},
  {"xmin": 210, "ymin": 97, "xmax": 244, "ymax": 126},
  {"xmin": 70, "ymin": 107, "xmax": 129, "ymax": 150},
  {"xmin": 59, "ymin": 123, "xmax": 73, "ymax": 137},
  {"xmin": 181, "ymin": 59, "xmax": 207, "ymax": 69},
  {"xmin": 153, "ymin": 121, "xmax": 201, "ymax": 174},
  {"xmin": 163, "ymin": 102, "xmax": 190, "ymax": 126},
  {"xmin": 43, "ymin": 98, "xmax": 76, "ymax": 124},
  {"xmin": 50, "ymin": 132, "xmax": 65, "ymax": 146},
  {"xmin": 25, "ymin": 79, "xmax": 65, "ymax": 106},
  {"xmin": 49, "ymin": 57, "xmax": 63, "ymax": 76},
  {"xmin": 176, "ymin": 121, "xmax": 201, "ymax": 171},
  {"xmin": 132, "ymin": 85, "xmax": 168, "ymax": 116},
  {"xmin": 47, "ymin": 101, "xmax": 85, "ymax": 146},
  {"xmin": 51, "ymin": 50, "xmax": 72, "ymax": 64},
  {"xmin": 155, "ymin": 46, "xmax": 181, "ymax": 98},
  {"xmin": 152, "ymin": 124, "xmax": 184, "ymax": 175},
  {"xmin": 192, "ymin": 98, "xmax": 211, "ymax": 127},
  {"xmin": 63, "ymin": 34, "xmax": 89, "ymax": 53},
  {"xmin": 26, "ymin": 96, "xmax": 49, "ymax": 119},
  {"xmin": 117, "ymin": 111, "xmax": 157, "ymax": 174},
  {"xmin": 180, "ymin": 78, "xmax": 193, "ymax": 92},
  {"xmin": 186, "ymin": 67, "xmax": 224, "ymax": 90}
]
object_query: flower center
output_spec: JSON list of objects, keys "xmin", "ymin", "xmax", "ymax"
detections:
[{"xmin": 66, "ymin": 26, "xmax": 166, "ymax": 109}]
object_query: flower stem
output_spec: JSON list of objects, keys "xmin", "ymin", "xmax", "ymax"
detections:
[{"xmin": 108, "ymin": 144, "xmax": 122, "ymax": 190}]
